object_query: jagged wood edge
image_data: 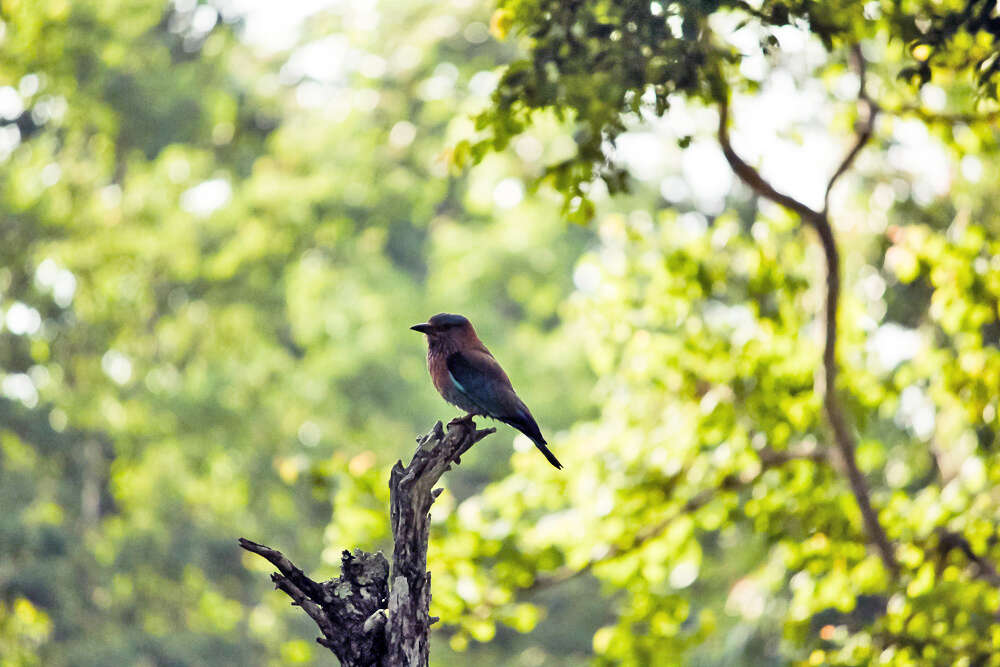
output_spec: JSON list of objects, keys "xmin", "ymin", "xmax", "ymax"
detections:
[{"xmin": 239, "ymin": 418, "xmax": 494, "ymax": 667}]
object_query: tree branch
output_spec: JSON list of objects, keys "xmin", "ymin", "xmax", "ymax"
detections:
[
  {"xmin": 715, "ymin": 46, "xmax": 899, "ymax": 575},
  {"xmin": 385, "ymin": 417, "xmax": 494, "ymax": 666},
  {"xmin": 823, "ymin": 45, "xmax": 878, "ymax": 215},
  {"xmin": 528, "ymin": 487, "xmax": 718, "ymax": 591},
  {"xmin": 529, "ymin": 444, "xmax": 827, "ymax": 590},
  {"xmin": 882, "ymin": 104, "xmax": 1000, "ymax": 126},
  {"xmin": 935, "ymin": 529, "xmax": 1000, "ymax": 588},
  {"xmin": 239, "ymin": 542, "xmax": 389, "ymax": 667},
  {"xmin": 240, "ymin": 418, "xmax": 495, "ymax": 667},
  {"xmin": 716, "ymin": 95, "xmax": 824, "ymax": 227}
]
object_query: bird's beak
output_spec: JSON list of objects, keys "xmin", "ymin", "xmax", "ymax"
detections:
[{"xmin": 410, "ymin": 323, "xmax": 434, "ymax": 334}]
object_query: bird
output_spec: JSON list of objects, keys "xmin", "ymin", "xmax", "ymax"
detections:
[{"xmin": 411, "ymin": 313, "xmax": 562, "ymax": 470}]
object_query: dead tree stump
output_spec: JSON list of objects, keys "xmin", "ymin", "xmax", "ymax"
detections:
[{"xmin": 239, "ymin": 418, "xmax": 494, "ymax": 666}]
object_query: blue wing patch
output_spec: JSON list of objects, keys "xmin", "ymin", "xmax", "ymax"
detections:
[{"xmin": 447, "ymin": 370, "xmax": 466, "ymax": 394}]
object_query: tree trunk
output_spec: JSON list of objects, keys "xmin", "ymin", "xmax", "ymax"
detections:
[{"xmin": 239, "ymin": 418, "xmax": 494, "ymax": 666}]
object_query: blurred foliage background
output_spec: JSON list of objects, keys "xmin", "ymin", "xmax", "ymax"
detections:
[{"xmin": 2, "ymin": 0, "xmax": 1000, "ymax": 665}]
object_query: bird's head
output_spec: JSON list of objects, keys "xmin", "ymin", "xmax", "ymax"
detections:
[{"xmin": 410, "ymin": 313, "xmax": 478, "ymax": 346}]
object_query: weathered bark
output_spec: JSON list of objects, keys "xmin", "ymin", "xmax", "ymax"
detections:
[{"xmin": 239, "ymin": 417, "xmax": 494, "ymax": 666}]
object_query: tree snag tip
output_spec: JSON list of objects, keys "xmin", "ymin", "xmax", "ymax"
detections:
[{"xmin": 242, "ymin": 420, "xmax": 493, "ymax": 666}]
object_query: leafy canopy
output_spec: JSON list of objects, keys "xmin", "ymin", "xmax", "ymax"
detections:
[{"xmin": 433, "ymin": 0, "xmax": 1000, "ymax": 664}]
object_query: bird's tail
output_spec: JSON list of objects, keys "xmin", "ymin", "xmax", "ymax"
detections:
[
  {"xmin": 504, "ymin": 402, "xmax": 563, "ymax": 470},
  {"xmin": 531, "ymin": 437, "xmax": 563, "ymax": 470}
]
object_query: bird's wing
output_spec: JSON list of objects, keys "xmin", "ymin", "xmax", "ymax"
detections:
[
  {"xmin": 445, "ymin": 349, "xmax": 515, "ymax": 415},
  {"xmin": 447, "ymin": 349, "xmax": 562, "ymax": 469}
]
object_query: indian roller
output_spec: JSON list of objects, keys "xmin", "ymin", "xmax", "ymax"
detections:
[{"xmin": 411, "ymin": 313, "xmax": 563, "ymax": 469}]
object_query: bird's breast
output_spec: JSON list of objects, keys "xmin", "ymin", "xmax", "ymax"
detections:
[
  {"xmin": 427, "ymin": 345, "xmax": 478, "ymax": 412},
  {"xmin": 427, "ymin": 347, "xmax": 451, "ymax": 395}
]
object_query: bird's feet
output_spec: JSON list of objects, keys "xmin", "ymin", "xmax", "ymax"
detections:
[
  {"xmin": 448, "ymin": 414, "xmax": 479, "ymax": 465},
  {"xmin": 448, "ymin": 413, "xmax": 476, "ymax": 428}
]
